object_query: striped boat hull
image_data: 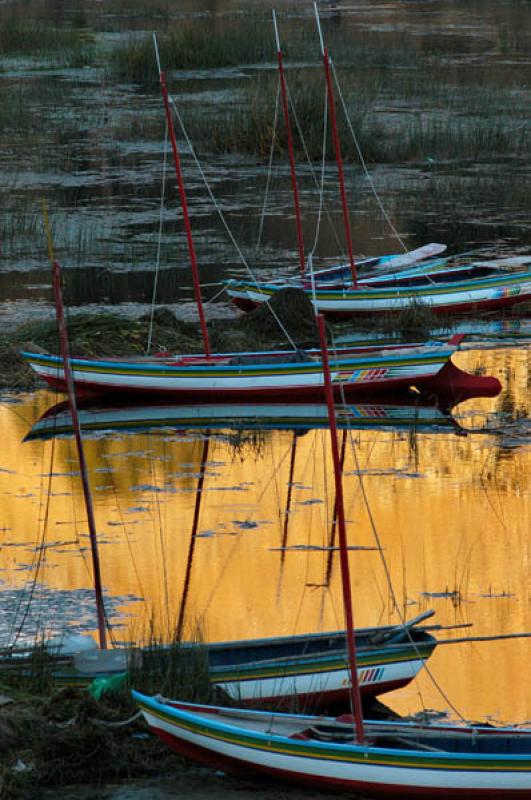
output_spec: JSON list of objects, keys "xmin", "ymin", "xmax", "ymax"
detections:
[
  {"xmin": 21, "ymin": 340, "xmax": 475, "ymax": 402},
  {"xmin": 226, "ymin": 270, "xmax": 531, "ymax": 316},
  {"xmin": 134, "ymin": 694, "xmax": 531, "ymax": 798}
]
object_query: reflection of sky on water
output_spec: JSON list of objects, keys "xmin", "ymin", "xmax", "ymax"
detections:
[
  {"xmin": 0, "ymin": 346, "xmax": 528, "ymax": 723},
  {"xmin": 0, "ymin": 582, "xmax": 141, "ymax": 649}
]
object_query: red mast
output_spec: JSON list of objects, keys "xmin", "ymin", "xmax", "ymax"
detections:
[
  {"xmin": 272, "ymin": 10, "xmax": 306, "ymax": 276},
  {"xmin": 317, "ymin": 314, "xmax": 364, "ymax": 744},
  {"xmin": 314, "ymin": 5, "xmax": 358, "ymax": 287},
  {"xmin": 52, "ymin": 260, "xmax": 107, "ymax": 650},
  {"xmin": 153, "ymin": 37, "xmax": 211, "ymax": 357}
]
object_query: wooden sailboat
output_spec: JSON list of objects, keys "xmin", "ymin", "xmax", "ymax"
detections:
[
  {"xmin": 20, "ymin": 332, "xmax": 501, "ymax": 403},
  {"xmin": 131, "ymin": 693, "xmax": 531, "ymax": 797},
  {"xmin": 133, "ymin": 24, "xmax": 531, "ymax": 773},
  {"xmin": 225, "ymin": 268, "xmax": 531, "ymax": 317},
  {"xmin": 46, "ymin": 613, "xmax": 438, "ymax": 712},
  {"xmin": 20, "ymin": 37, "xmax": 508, "ymax": 402}
]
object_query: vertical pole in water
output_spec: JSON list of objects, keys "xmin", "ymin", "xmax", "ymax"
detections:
[
  {"xmin": 325, "ymin": 428, "xmax": 347, "ymax": 585},
  {"xmin": 317, "ymin": 314, "xmax": 364, "ymax": 743},
  {"xmin": 51, "ymin": 259, "xmax": 107, "ymax": 650},
  {"xmin": 272, "ymin": 10, "xmax": 306, "ymax": 276},
  {"xmin": 153, "ymin": 36, "xmax": 211, "ymax": 357},
  {"xmin": 314, "ymin": 3, "xmax": 358, "ymax": 287},
  {"xmin": 176, "ymin": 436, "xmax": 210, "ymax": 642},
  {"xmin": 280, "ymin": 432, "xmax": 298, "ymax": 565}
]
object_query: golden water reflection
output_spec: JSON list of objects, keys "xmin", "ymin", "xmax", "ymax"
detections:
[{"xmin": 0, "ymin": 347, "xmax": 529, "ymax": 724}]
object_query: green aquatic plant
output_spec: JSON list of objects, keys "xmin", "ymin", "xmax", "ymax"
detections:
[
  {"xmin": 108, "ymin": 16, "xmax": 277, "ymax": 83},
  {"xmin": 0, "ymin": 16, "xmax": 94, "ymax": 64}
]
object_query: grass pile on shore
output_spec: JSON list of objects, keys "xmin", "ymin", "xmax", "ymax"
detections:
[
  {"xmin": 0, "ymin": 630, "xmax": 218, "ymax": 799},
  {"xmin": 0, "ymin": 310, "xmax": 202, "ymax": 391},
  {"xmin": 0, "ymin": 683, "xmax": 180, "ymax": 799}
]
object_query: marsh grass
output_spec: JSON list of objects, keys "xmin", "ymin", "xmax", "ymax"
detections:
[
  {"xmin": 178, "ymin": 69, "xmax": 375, "ymax": 159},
  {"xmin": 347, "ymin": 302, "xmax": 449, "ymax": 342},
  {"xmin": 108, "ymin": 17, "xmax": 277, "ymax": 84},
  {"xmin": 129, "ymin": 638, "xmax": 213, "ymax": 702},
  {"xmin": 0, "ymin": 640, "xmax": 57, "ymax": 695},
  {"xmin": 0, "ymin": 17, "xmax": 94, "ymax": 65}
]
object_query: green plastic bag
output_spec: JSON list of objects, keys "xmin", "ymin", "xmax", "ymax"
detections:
[{"xmin": 88, "ymin": 671, "xmax": 127, "ymax": 700}]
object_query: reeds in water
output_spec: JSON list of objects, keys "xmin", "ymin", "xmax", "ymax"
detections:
[
  {"xmin": 0, "ymin": 16, "xmax": 94, "ymax": 65},
  {"xmin": 108, "ymin": 17, "xmax": 277, "ymax": 84}
]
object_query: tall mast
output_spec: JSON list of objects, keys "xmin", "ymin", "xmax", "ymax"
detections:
[
  {"xmin": 153, "ymin": 36, "xmax": 211, "ymax": 357},
  {"xmin": 314, "ymin": 4, "xmax": 358, "ymax": 287},
  {"xmin": 272, "ymin": 10, "xmax": 306, "ymax": 276},
  {"xmin": 51, "ymin": 259, "xmax": 107, "ymax": 650},
  {"xmin": 317, "ymin": 314, "xmax": 364, "ymax": 743}
]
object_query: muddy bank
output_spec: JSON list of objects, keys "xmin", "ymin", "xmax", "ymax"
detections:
[
  {"xmin": 0, "ymin": 684, "xmax": 370, "ymax": 800},
  {"xmin": 39, "ymin": 773, "xmax": 353, "ymax": 800}
]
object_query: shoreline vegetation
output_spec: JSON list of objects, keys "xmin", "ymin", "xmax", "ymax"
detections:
[{"xmin": 0, "ymin": 633, "xmax": 215, "ymax": 799}]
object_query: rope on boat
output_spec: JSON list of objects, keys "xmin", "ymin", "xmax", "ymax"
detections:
[
  {"xmin": 89, "ymin": 710, "xmax": 142, "ymax": 727},
  {"xmin": 168, "ymin": 96, "xmax": 298, "ymax": 351},
  {"xmin": 146, "ymin": 123, "xmax": 169, "ymax": 355},
  {"xmin": 307, "ymin": 85, "xmax": 329, "ymax": 266}
]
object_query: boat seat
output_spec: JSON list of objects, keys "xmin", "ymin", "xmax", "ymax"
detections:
[{"xmin": 307, "ymin": 724, "xmax": 355, "ymax": 743}]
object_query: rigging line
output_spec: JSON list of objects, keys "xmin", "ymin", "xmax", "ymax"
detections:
[
  {"xmin": 147, "ymin": 123, "xmax": 169, "ymax": 355},
  {"xmin": 286, "ymin": 81, "xmax": 345, "ymax": 258},
  {"xmin": 67, "ymin": 441, "xmax": 118, "ymax": 648},
  {"xmin": 68, "ymin": 436, "xmax": 95, "ymax": 583},
  {"xmin": 329, "ymin": 60, "xmax": 408, "ymax": 254},
  {"xmin": 256, "ymin": 78, "xmax": 281, "ymax": 250},
  {"xmin": 9, "ymin": 435, "xmax": 55, "ymax": 649},
  {"xmin": 201, "ymin": 439, "xmax": 296, "ymax": 619},
  {"xmin": 168, "ymin": 97, "xmax": 298, "ymax": 351},
  {"xmin": 328, "ymin": 347, "xmax": 470, "ymax": 725},
  {"xmin": 348, "ymin": 428, "xmax": 470, "ymax": 726},
  {"xmin": 147, "ymin": 435, "xmax": 170, "ymax": 638},
  {"xmin": 107, "ymin": 462, "xmax": 146, "ymax": 618},
  {"xmin": 309, "ymin": 86, "xmax": 329, "ymax": 259}
]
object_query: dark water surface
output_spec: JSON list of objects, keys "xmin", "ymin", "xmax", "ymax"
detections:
[{"xmin": 0, "ymin": 0, "xmax": 530, "ymax": 324}]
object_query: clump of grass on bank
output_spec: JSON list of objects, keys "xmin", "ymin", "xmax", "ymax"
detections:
[
  {"xmin": 15, "ymin": 310, "xmax": 201, "ymax": 359},
  {"xmin": 0, "ymin": 310, "xmax": 202, "ymax": 391},
  {"xmin": 379, "ymin": 301, "xmax": 449, "ymax": 341}
]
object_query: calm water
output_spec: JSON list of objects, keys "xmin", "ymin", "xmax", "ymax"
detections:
[
  {"xmin": 1, "ymin": 346, "xmax": 529, "ymax": 725},
  {"xmin": 0, "ymin": 0, "xmax": 530, "ymax": 733}
]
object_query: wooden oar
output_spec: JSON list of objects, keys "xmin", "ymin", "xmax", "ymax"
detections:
[
  {"xmin": 369, "ymin": 610, "xmax": 436, "ymax": 645},
  {"xmin": 432, "ymin": 631, "xmax": 531, "ymax": 646}
]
